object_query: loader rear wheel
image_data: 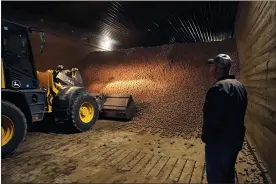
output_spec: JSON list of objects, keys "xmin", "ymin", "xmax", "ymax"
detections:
[
  {"xmin": 1, "ymin": 101, "xmax": 27, "ymax": 158},
  {"xmin": 68, "ymin": 92, "xmax": 99, "ymax": 132}
]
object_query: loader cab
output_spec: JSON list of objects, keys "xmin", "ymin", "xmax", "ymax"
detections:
[
  {"xmin": 1, "ymin": 19, "xmax": 39, "ymax": 89},
  {"xmin": 1, "ymin": 20, "xmax": 47, "ymax": 124}
]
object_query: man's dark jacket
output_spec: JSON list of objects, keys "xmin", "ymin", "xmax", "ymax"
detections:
[{"xmin": 201, "ymin": 75, "xmax": 248, "ymax": 150}]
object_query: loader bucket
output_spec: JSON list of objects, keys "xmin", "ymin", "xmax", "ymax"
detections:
[{"xmin": 91, "ymin": 93, "xmax": 136, "ymax": 121}]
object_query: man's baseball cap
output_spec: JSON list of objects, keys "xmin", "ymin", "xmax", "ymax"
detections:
[{"xmin": 208, "ymin": 54, "xmax": 232, "ymax": 69}]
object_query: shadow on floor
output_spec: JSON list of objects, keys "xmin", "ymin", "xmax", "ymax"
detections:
[{"xmin": 28, "ymin": 114, "xmax": 132, "ymax": 134}]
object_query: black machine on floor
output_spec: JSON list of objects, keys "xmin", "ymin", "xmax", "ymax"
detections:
[{"xmin": 1, "ymin": 19, "xmax": 136, "ymax": 158}]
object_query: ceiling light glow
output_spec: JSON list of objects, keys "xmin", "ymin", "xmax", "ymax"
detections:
[{"xmin": 99, "ymin": 35, "xmax": 115, "ymax": 51}]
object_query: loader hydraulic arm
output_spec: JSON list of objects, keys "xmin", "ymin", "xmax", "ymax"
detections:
[
  {"xmin": 36, "ymin": 66, "xmax": 84, "ymax": 112},
  {"xmin": 37, "ymin": 70, "xmax": 61, "ymax": 112},
  {"xmin": 53, "ymin": 66, "xmax": 84, "ymax": 87}
]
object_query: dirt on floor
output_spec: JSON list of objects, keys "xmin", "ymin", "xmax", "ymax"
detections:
[{"xmin": 1, "ymin": 120, "xmax": 266, "ymax": 184}]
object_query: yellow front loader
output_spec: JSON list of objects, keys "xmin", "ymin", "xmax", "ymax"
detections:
[{"xmin": 1, "ymin": 19, "xmax": 136, "ymax": 158}]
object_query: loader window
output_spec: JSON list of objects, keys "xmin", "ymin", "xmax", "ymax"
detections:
[
  {"xmin": 1, "ymin": 21, "xmax": 39, "ymax": 88},
  {"xmin": 3, "ymin": 35, "xmax": 29, "ymax": 58},
  {"xmin": 2, "ymin": 27, "xmax": 34, "ymax": 76}
]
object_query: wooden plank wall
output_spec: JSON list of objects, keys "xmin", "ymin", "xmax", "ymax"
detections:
[{"xmin": 235, "ymin": 1, "xmax": 276, "ymax": 182}]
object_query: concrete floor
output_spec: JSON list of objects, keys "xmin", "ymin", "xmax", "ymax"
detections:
[{"xmin": 2, "ymin": 120, "xmax": 266, "ymax": 183}]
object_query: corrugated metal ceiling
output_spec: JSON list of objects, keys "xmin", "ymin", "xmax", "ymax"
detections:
[{"xmin": 2, "ymin": 1, "xmax": 239, "ymax": 50}]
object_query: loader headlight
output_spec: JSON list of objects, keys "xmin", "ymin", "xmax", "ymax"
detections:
[{"xmin": 32, "ymin": 94, "xmax": 38, "ymax": 104}]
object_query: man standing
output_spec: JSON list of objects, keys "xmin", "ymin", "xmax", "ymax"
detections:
[{"xmin": 201, "ymin": 54, "xmax": 248, "ymax": 183}]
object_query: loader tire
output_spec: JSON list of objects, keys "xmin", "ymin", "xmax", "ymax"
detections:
[
  {"xmin": 68, "ymin": 92, "xmax": 99, "ymax": 132},
  {"xmin": 1, "ymin": 101, "xmax": 27, "ymax": 158}
]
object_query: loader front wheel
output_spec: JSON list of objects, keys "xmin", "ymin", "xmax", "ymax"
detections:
[
  {"xmin": 1, "ymin": 101, "xmax": 27, "ymax": 158},
  {"xmin": 69, "ymin": 92, "xmax": 99, "ymax": 132}
]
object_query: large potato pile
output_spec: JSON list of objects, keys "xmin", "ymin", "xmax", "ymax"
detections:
[{"xmin": 79, "ymin": 39, "xmax": 238, "ymax": 137}]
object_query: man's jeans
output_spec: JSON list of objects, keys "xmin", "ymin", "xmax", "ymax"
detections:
[{"xmin": 205, "ymin": 145, "xmax": 239, "ymax": 183}]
